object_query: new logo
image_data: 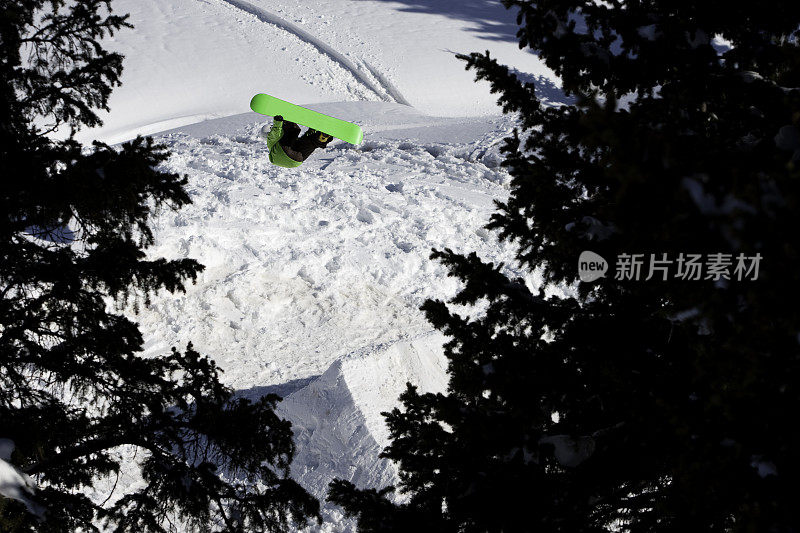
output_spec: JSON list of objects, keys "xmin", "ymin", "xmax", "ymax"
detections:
[{"xmin": 578, "ymin": 251, "xmax": 608, "ymax": 282}]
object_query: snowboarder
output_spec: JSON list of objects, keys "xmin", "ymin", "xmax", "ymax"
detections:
[{"xmin": 260, "ymin": 115, "xmax": 332, "ymax": 168}]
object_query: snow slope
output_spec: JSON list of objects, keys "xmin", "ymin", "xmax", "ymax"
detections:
[
  {"xmin": 76, "ymin": 0, "xmax": 557, "ymax": 144},
  {"xmin": 57, "ymin": 0, "xmax": 562, "ymax": 529}
]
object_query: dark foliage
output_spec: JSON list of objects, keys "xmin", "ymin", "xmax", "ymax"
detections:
[
  {"xmin": 330, "ymin": 1, "xmax": 800, "ymax": 531},
  {"xmin": 0, "ymin": 1, "xmax": 319, "ymax": 531}
]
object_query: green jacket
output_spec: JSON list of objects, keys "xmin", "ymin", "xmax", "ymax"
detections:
[{"xmin": 266, "ymin": 120, "xmax": 303, "ymax": 168}]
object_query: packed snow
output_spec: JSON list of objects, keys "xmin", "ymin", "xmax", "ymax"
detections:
[{"xmin": 54, "ymin": 0, "xmax": 565, "ymax": 529}]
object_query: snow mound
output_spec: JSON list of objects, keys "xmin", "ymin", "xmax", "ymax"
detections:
[{"xmin": 277, "ymin": 334, "xmax": 448, "ymax": 529}]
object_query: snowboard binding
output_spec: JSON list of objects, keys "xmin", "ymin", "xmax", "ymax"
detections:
[
  {"xmin": 305, "ymin": 129, "xmax": 332, "ymax": 148},
  {"xmin": 316, "ymin": 132, "xmax": 332, "ymax": 147}
]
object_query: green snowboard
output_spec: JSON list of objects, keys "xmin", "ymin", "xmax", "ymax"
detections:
[{"xmin": 250, "ymin": 93, "xmax": 364, "ymax": 145}]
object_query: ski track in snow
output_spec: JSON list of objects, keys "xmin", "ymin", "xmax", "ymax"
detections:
[
  {"xmin": 217, "ymin": 0, "xmax": 409, "ymax": 105},
  {"xmin": 360, "ymin": 61, "xmax": 411, "ymax": 107}
]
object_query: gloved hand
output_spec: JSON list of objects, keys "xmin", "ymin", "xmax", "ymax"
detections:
[{"xmin": 274, "ymin": 115, "xmax": 284, "ymax": 122}]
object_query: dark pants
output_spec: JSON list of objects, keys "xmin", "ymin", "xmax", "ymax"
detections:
[{"xmin": 279, "ymin": 121, "xmax": 319, "ymax": 162}]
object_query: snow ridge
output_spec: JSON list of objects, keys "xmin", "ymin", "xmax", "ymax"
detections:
[{"xmin": 277, "ymin": 334, "xmax": 448, "ymax": 530}]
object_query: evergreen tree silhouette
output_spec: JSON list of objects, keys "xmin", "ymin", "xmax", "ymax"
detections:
[
  {"xmin": 0, "ymin": 1, "xmax": 319, "ymax": 530},
  {"xmin": 330, "ymin": 1, "xmax": 800, "ymax": 531}
]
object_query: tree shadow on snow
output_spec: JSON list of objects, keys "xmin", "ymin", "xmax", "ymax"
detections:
[
  {"xmin": 509, "ymin": 68, "xmax": 577, "ymax": 107},
  {"xmin": 362, "ymin": 0, "xmax": 524, "ymax": 45},
  {"xmin": 235, "ymin": 375, "xmax": 321, "ymax": 401}
]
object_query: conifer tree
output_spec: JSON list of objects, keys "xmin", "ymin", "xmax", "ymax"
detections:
[
  {"xmin": 0, "ymin": 1, "xmax": 319, "ymax": 531},
  {"xmin": 330, "ymin": 1, "xmax": 800, "ymax": 531}
]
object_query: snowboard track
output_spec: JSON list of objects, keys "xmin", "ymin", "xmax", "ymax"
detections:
[
  {"xmin": 218, "ymin": 0, "xmax": 411, "ymax": 106},
  {"xmin": 361, "ymin": 61, "xmax": 411, "ymax": 106}
]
